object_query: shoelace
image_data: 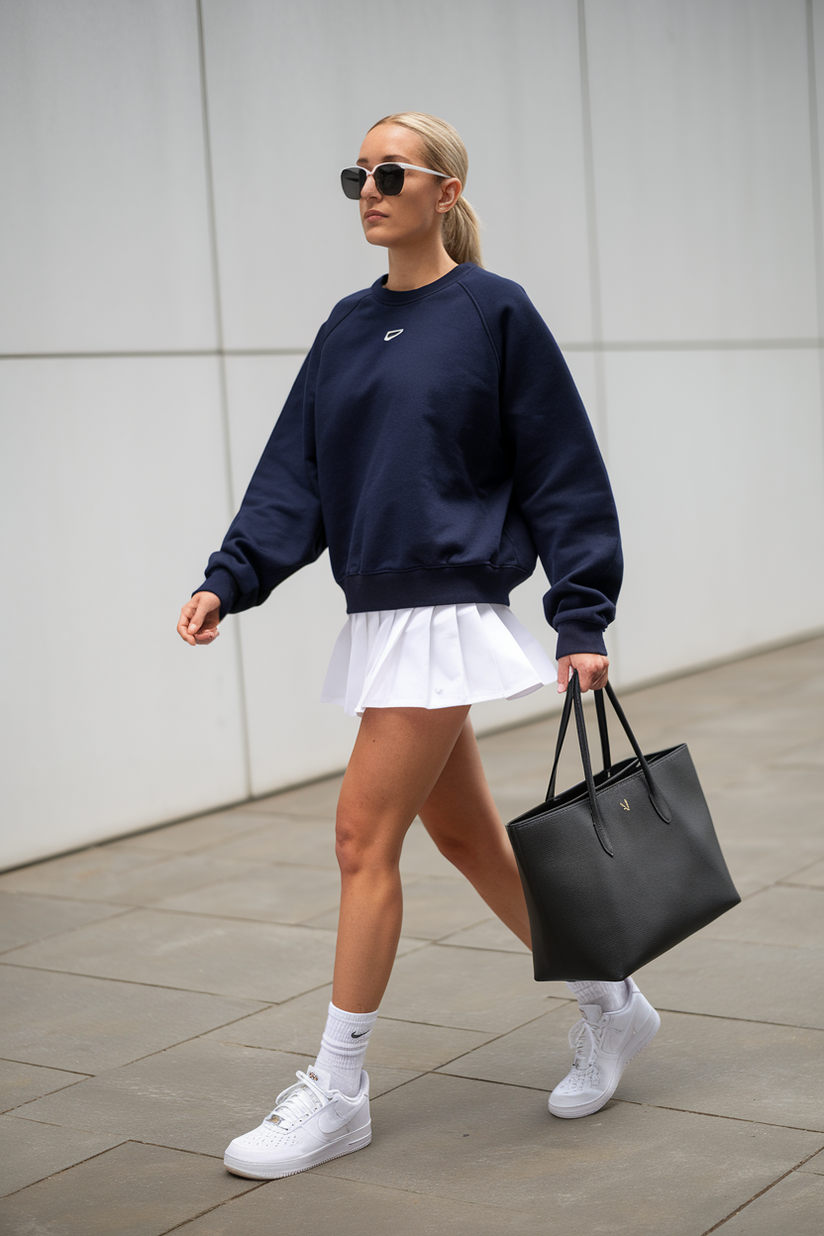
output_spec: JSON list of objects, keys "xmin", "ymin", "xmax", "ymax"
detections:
[
  {"xmin": 265, "ymin": 1070, "xmax": 329, "ymax": 1131},
  {"xmin": 564, "ymin": 1016, "xmax": 604, "ymax": 1090}
]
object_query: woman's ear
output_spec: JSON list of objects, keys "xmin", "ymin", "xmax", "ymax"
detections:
[{"xmin": 437, "ymin": 177, "xmax": 462, "ymax": 213}]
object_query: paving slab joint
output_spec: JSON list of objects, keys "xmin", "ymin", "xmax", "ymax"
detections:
[{"xmin": 698, "ymin": 1143, "xmax": 824, "ymax": 1234}]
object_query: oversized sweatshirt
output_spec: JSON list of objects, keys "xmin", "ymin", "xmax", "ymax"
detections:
[{"xmin": 196, "ymin": 263, "xmax": 622, "ymax": 658}]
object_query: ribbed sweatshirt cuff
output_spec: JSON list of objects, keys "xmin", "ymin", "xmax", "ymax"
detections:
[
  {"xmin": 554, "ymin": 620, "xmax": 608, "ymax": 659},
  {"xmin": 192, "ymin": 570, "xmax": 238, "ymax": 619}
]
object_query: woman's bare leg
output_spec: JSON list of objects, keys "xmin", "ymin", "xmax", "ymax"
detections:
[
  {"xmin": 332, "ymin": 704, "xmax": 470, "ymax": 1012},
  {"xmin": 419, "ymin": 716, "xmax": 531, "ymax": 947}
]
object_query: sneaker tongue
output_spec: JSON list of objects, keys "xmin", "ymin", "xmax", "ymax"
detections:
[
  {"xmin": 306, "ymin": 1065, "xmax": 333, "ymax": 1092},
  {"xmin": 579, "ymin": 1003, "xmax": 603, "ymax": 1022}
]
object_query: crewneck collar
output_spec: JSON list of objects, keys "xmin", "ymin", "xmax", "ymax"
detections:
[{"xmin": 370, "ymin": 262, "xmax": 472, "ymax": 306}]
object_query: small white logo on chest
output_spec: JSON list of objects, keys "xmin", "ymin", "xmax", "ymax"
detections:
[{"xmin": 384, "ymin": 329, "xmax": 403, "ymax": 341}]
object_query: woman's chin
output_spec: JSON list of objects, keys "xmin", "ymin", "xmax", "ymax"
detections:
[{"xmin": 362, "ymin": 228, "xmax": 392, "ymax": 249}]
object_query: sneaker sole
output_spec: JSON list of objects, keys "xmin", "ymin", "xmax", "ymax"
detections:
[
  {"xmin": 224, "ymin": 1127, "xmax": 372, "ymax": 1180},
  {"xmin": 548, "ymin": 1005, "xmax": 661, "ymax": 1120}
]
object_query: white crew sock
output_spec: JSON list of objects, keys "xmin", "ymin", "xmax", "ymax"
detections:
[
  {"xmin": 567, "ymin": 980, "xmax": 629, "ymax": 1013},
  {"xmin": 313, "ymin": 1002, "xmax": 378, "ymax": 1096}
]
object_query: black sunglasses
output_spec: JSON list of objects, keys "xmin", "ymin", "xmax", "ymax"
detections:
[{"xmin": 340, "ymin": 162, "xmax": 447, "ymax": 200}]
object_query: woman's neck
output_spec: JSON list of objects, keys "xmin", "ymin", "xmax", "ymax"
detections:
[{"xmin": 384, "ymin": 243, "xmax": 457, "ymax": 291}]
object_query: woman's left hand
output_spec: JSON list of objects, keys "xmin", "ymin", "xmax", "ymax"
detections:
[{"xmin": 557, "ymin": 653, "xmax": 609, "ymax": 694}]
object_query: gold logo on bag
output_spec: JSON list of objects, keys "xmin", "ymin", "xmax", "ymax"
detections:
[{"xmin": 620, "ymin": 799, "xmax": 630, "ymax": 811}]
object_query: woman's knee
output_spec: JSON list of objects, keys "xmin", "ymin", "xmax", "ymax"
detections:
[{"xmin": 334, "ymin": 809, "xmax": 401, "ymax": 878}]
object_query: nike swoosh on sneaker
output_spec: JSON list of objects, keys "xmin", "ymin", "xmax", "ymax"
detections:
[
  {"xmin": 384, "ymin": 329, "xmax": 403, "ymax": 341},
  {"xmin": 317, "ymin": 1106, "xmax": 355, "ymax": 1135}
]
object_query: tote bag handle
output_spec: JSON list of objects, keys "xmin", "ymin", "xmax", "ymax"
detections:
[
  {"xmin": 546, "ymin": 672, "xmax": 672, "ymax": 857},
  {"xmin": 545, "ymin": 676, "xmax": 612, "ymax": 801}
]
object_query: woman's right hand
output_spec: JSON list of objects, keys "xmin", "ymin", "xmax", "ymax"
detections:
[{"xmin": 177, "ymin": 591, "xmax": 222, "ymax": 646}]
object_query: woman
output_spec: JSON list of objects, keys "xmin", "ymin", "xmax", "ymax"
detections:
[{"xmin": 177, "ymin": 112, "xmax": 660, "ymax": 1180}]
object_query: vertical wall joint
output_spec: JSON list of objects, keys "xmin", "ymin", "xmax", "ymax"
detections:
[{"xmin": 196, "ymin": 0, "xmax": 253, "ymax": 797}]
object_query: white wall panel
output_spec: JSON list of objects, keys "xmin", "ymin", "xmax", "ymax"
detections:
[
  {"xmin": 604, "ymin": 348, "xmax": 824, "ymax": 684},
  {"xmin": 585, "ymin": 0, "xmax": 818, "ymax": 342},
  {"xmin": 0, "ymin": 358, "xmax": 247, "ymax": 869},
  {"xmin": 0, "ymin": 0, "xmax": 216, "ymax": 354},
  {"xmin": 813, "ymin": 0, "xmax": 824, "ymax": 309},
  {"xmin": 201, "ymin": 0, "xmax": 594, "ymax": 350}
]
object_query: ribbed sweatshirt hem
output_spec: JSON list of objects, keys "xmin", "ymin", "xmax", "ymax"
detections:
[{"xmin": 342, "ymin": 564, "xmax": 531, "ymax": 613}]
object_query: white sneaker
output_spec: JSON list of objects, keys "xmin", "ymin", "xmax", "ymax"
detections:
[
  {"xmin": 548, "ymin": 978, "xmax": 660, "ymax": 1119},
  {"xmin": 224, "ymin": 1067, "xmax": 371, "ymax": 1179}
]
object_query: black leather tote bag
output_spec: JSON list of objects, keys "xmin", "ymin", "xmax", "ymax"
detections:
[{"xmin": 506, "ymin": 672, "xmax": 740, "ymax": 981}]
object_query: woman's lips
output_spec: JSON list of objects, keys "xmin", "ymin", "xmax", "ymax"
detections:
[{"xmin": 364, "ymin": 211, "xmax": 386, "ymax": 222}]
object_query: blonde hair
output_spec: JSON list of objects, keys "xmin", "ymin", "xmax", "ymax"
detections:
[{"xmin": 369, "ymin": 112, "xmax": 483, "ymax": 267}]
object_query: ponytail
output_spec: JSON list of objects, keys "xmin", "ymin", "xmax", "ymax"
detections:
[
  {"xmin": 442, "ymin": 195, "xmax": 482, "ymax": 267},
  {"xmin": 369, "ymin": 112, "xmax": 483, "ymax": 267}
]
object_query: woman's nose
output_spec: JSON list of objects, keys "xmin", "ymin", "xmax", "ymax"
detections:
[{"xmin": 361, "ymin": 171, "xmax": 380, "ymax": 200}]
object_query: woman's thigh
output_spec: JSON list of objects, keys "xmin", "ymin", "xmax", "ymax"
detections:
[
  {"xmin": 418, "ymin": 718, "xmax": 505, "ymax": 853},
  {"xmin": 335, "ymin": 705, "xmax": 471, "ymax": 868}
]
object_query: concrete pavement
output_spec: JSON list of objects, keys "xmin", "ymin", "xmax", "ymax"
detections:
[{"xmin": 1, "ymin": 636, "xmax": 822, "ymax": 1234}]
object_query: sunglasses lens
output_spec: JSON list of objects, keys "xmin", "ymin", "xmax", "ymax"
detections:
[
  {"xmin": 340, "ymin": 167, "xmax": 365, "ymax": 200},
  {"xmin": 374, "ymin": 164, "xmax": 404, "ymax": 195}
]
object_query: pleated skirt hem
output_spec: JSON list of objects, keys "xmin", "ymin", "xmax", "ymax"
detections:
[{"xmin": 320, "ymin": 603, "xmax": 557, "ymax": 718}]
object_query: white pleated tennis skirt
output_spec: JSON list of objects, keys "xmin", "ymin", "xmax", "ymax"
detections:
[{"xmin": 321, "ymin": 603, "xmax": 557, "ymax": 717}]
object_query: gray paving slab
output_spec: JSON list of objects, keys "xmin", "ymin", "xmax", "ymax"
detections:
[
  {"xmin": 205, "ymin": 984, "xmax": 498, "ymax": 1071},
  {"xmin": 211, "ymin": 817, "xmax": 458, "ymax": 880},
  {"xmin": 635, "ymin": 936, "xmax": 824, "ymax": 1029},
  {"xmin": 175, "ymin": 1172, "xmax": 541, "ymax": 1235},
  {"xmin": 798, "ymin": 1148, "xmax": 824, "ymax": 1174},
  {"xmin": 719, "ymin": 841, "xmax": 824, "ymax": 899},
  {"xmin": 712, "ymin": 1170, "xmax": 824, "ymax": 1234},
  {"xmin": 90, "ymin": 852, "xmax": 263, "ymax": 906},
  {"xmin": 0, "ymin": 965, "xmax": 265, "ymax": 1071},
  {"xmin": 211, "ymin": 811, "xmax": 462, "ymax": 878},
  {"xmin": 247, "ymin": 776, "xmax": 343, "ymax": 816},
  {"xmin": 155, "ymin": 863, "xmax": 342, "ymax": 925},
  {"xmin": 689, "ymin": 700, "xmax": 823, "ymax": 749},
  {"xmin": 438, "ymin": 916, "xmax": 532, "ymax": 953},
  {"xmin": 203, "ymin": 815, "xmax": 338, "ymax": 867},
  {"xmin": 110, "ymin": 810, "xmax": 275, "ymax": 854},
  {"xmin": 0, "ymin": 1114, "xmax": 123, "ymax": 1198},
  {"xmin": 0, "ymin": 846, "xmax": 256, "ymax": 906},
  {"xmin": 707, "ymin": 767, "xmax": 824, "ymax": 844},
  {"xmin": 319, "ymin": 1073, "xmax": 822, "ymax": 1230},
  {"xmin": 304, "ymin": 875, "xmax": 491, "ymax": 939},
  {"xmin": 774, "ymin": 737, "xmax": 824, "ymax": 769},
  {"xmin": 200, "ymin": 983, "xmax": 334, "ymax": 1054},
  {"xmin": 439, "ymin": 1007, "xmax": 824, "ymax": 1131},
  {"xmin": 0, "ymin": 1060, "xmax": 87, "ymax": 1113},
  {"xmin": 385, "ymin": 876, "xmax": 491, "ymax": 939},
  {"xmin": 13, "ymin": 1039, "xmax": 419, "ymax": 1156},
  {"xmin": 701, "ymin": 884, "xmax": 824, "ymax": 948},
  {"xmin": 674, "ymin": 737, "xmax": 792, "ymax": 796},
  {"xmin": 783, "ymin": 856, "xmax": 824, "ymax": 888},
  {"xmin": 0, "ymin": 892, "xmax": 127, "ymax": 952},
  {"xmin": 399, "ymin": 821, "xmax": 465, "ymax": 879},
  {"xmin": 0, "ymin": 844, "xmax": 165, "ymax": 896},
  {"xmin": 379, "ymin": 942, "xmax": 569, "ymax": 1032},
  {"xmin": 2, "ymin": 908, "xmax": 345, "ymax": 1001},
  {"xmin": 436, "ymin": 1003, "xmax": 590, "ymax": 1091},
  {"xmin": 0, "ymin": 1140, "xmax": 258, "ymax": 1232}
]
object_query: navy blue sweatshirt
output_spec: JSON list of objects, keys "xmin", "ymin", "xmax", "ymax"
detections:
[{"xmin": 197, "ymin": 263, "xmax": 622, "ymax": 658}]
